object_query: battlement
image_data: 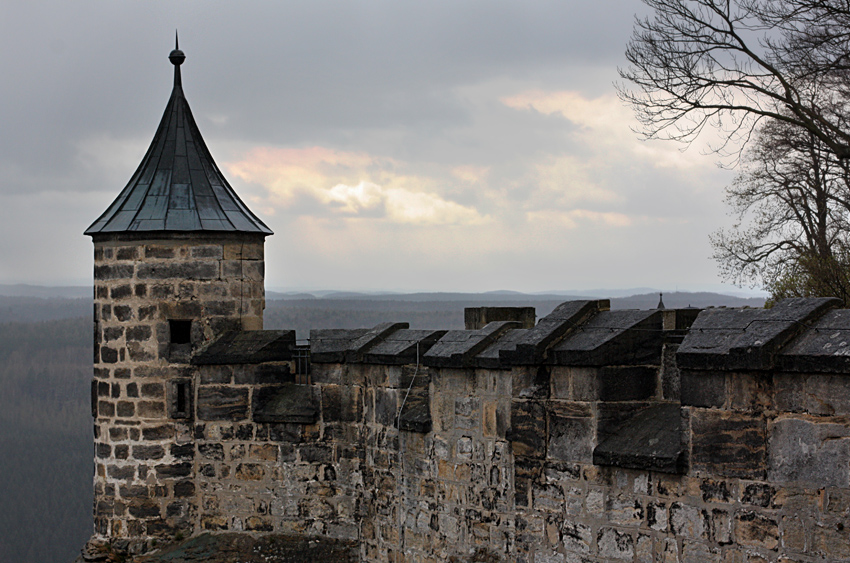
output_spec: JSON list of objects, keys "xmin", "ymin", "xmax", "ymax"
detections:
[{"xmin": 90, "ymin": 296, "xmax": 850, "ymax": 562}]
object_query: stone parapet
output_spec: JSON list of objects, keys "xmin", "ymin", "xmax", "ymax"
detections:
[{"xmin": 86, "ymin": 298, "xmax": 850, "ymax": 563}]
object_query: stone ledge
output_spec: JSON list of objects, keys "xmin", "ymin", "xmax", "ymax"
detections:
[
  {"xmin": 500, "ymin": 300, "xmax": 609, "ymax": 365},
  {"xmin": 678, "ymin": 297, "xmax": 840, "ymax": 371},
  {"xmin": 128, "ymin": 532, "xmax": 358, "ymax": 563},
  {"xmin": 593, "ymin": 403, "xmax": 686, "ymax": 474},
  {"xmin": 192, "ymin": 330, "xmax": 296, "ymax": 365}
]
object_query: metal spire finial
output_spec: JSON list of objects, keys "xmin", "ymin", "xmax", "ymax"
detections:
[{"xmin": 169, "ymin": 31, "xmax": 185, "ymax": 67}]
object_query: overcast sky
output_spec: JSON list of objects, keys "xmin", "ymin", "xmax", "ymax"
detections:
[{"xmin": 0, "ymin": 1, "xmax": 752, "ymax": 294}]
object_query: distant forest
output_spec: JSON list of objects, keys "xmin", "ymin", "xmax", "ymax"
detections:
[
  {"xmin": 0, "ymin": 289, "xmax": 763, "ymax": 562},
  {"xmin": 0, "ymin": 316, "xmax": 91, "ymax": 563}
]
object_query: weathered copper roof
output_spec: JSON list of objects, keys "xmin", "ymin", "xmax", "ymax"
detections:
[{"xmin": 85, "ymin": 40, "xmax": 272, "ymax": 236}]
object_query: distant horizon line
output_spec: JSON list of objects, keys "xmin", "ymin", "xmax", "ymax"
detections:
[{"xmin": 0, "ymin": 281, "xmax": 769, "ymax": 299}]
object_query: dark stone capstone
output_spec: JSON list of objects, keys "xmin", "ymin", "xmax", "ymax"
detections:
[
  {"xmin": 192, "ymin": 330, "xmax": 296, "ymax": 365},
  {"xmin": 132, "ymin": 532, "xmax": 358, "ymax": 563},
  {"xmin": 677, "ymin": 297, "xmax": 839, "ymax": 371},
  {"xmin": 196, "ymin": 387, "xmax": 249, "ymax": 421},
  {"xmin": 253, "ymin": 384, "xmax": 319, "ymax": 424},
  {"xmin": 593, "ymin": 403, "xmax": 686, "ymax": 474}
]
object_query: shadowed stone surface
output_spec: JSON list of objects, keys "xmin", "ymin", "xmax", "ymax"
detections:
[
  {"xmin": 594, "ymin": 403, "xmax": 686, "ymax": 473},
  {"xmin": 310, "ymin": 329, "xmax": 370, "ymax": 363},
  {"xmin": 500, "ymin": 300, "xmax": 609, "ymax": 365},
  {"xmin": 363, "ymin": 328, "xmax": 446, "ymax": 365},
  {"xmin": 253, "ymin": 383, "xmax": 319, "ymax": 424},
  {"xmin": 474, "ymin": 328, "xmax": 529, "ymax": 369},
  {"xmin": 345, "ymin": 322, "xmax": 409, "ymax": 362},
  {"xmin": 131, "ymin": 533, "xmax": 358, "ymax": 562},
  {"xmin": 424, "ymin": 321, "xmax": 519, "ymax": 368},
  {"xmin": 691, "ymin": 410, "xmax": 767, "ymax": 479},
  {"xmin": 677, "ymin": 298, "xmax": 839, "ymax": 370},
  {"xmin": 192, "ymin": 330, "xmax": 295, "ymax": 365},
  {"xmin": 398, "ymin": 394, "xmax": 432, "ymax": 433},
  {"xmin": 779, "ymin": 309, "xmax": 850, "ymax": 373},
  {"xmin": 551, "ymin": 309, "xmax": 663, "ymax": 366}
]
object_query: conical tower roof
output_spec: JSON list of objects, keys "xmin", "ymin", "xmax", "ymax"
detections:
[{"xmin": 85, "ymin": 39, "xmax": 272, "ymax": 236}]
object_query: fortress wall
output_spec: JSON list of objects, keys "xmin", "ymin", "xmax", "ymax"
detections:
[
  {"xmin": 189, "ymin": 360, "xmax": 518, "ymax": 562},
  {"xmin": 90, "ymin": 297, "xmax": 850, "ymax": 562},
  {"xmin": 184, "ymin": 351, "xmax": 850, "ymax": 562}
]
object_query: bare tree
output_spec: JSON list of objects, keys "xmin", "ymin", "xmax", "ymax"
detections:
[
  {"xmin": 619, "ymin": 0, "xmax": 850, "ymax": 160},
  {"xmin": 711, "ymin": 117, "xmax": 850, "ymax": 304}
]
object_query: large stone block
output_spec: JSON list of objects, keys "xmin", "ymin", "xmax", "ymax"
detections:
[
  {"xmin": 197, "ymin": 386, "xmax": 249, "ymax": 421},
  {"xmin": 572, "ymin": 366, "xmax": 657, "ymax": 402},
  {"xmin": 596, "ymin": 527, "xmax": 634, "ymax": 560},
  {"xmin": 253, "ymin": 384, "xmax": 319, "ymax": 424},
  {"xmin": 547, "ymin": 402, "xmax": 594, "ymax": 463},
  {"xmin": 680, "ymin": 370, "xmax": 726, "ymax": 408},
  {"xmin": 775, "ymin": 373, "xmax": 850, "ymax": 416},
  {"xmin": 374, "ymin": 387, "xmax": 398, "ymax": 426},
  {"xmin": 322, "ymin": 385, "xmax": 364, "ymax": 423},
  {"xmin": 509, "ymin": 400, "xmax": 546, "ymax": 458},
  {"xmin": 734, "ymin": 510, "xmax": 779, "ymax": 550},
  {"xmin": 137, "ymin": 261, "xmax": 219, "ymax": 280},
  {"xmin": 768, "ymin": 416, "xmax": 850, "ymax": 487},
  {"xmin": 691, "ymin": 409, "xmax": 766, "ymax": 479},
  {"xmin": 94, "ymin": 264, "xmax": 135, "ymax": 281}
]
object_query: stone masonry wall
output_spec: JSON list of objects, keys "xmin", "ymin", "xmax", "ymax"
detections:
[
  {"xmin": 189, "ymin": 360, "xmax": 516, "ymax": 562},
  {"xmin": 184, "ymin": 360, "xmax": 850, "ymax": 562},
  {"xmin": 88, "ymin": 297, "xmax": 850, "ymax": 562},
  {"xmin": 91, "ymin": 234, "xmax": 265, "ymax": 545}
]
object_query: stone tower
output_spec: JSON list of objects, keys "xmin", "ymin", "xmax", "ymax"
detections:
[{"xmin": 84, "ymin": 40, "xmax": 272, "ymax": 545}]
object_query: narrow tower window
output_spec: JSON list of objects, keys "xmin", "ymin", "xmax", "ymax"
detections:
[
  {"xmin": 169, "ymin": 379, "xmax": 192, "ymax": 419},
  {"xmin": 169, "ymin": 320, "xmax": 192, "ymax": 344}
]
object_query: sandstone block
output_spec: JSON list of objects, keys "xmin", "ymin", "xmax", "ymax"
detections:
[
  {"xmin": 670, "ymin": 503, "xmax": 706, "ymax": 539},
  {"xmin": 236, "ymin": 463, "xmax": 265, "ymax": 480},
  {"xmin": 509, "ymin": 400, "xmax": 546, "ymax": 458},
  {"xmin": 137, "ymin": 261, "xmax": 218, "ymax": 280},
  {"xmin": 735, "ymin": 510, "xmax": 779, "ymax": 550},
  {"xmin": 547, "ymin": 412, "xmax": 593, "ymax": 464},
  {"xmin": 197, "ymin": 386, "xmax": 249, "ymax": 421},
  {"xmin": 322, "ymin": 385, "xmax": 363, "ymax": 423},
  {"xmin": 144, "ymin": 245, "xmax": 175, "ymax": 259},
  {"xmin": 691, "ymin": 410, "xmax": 766, "ymax": 479},
  {"xmin": 128, "ymin": 499, "xmax": 161, "ymax": 519},
  {"xmin": 94, "ymin": 264, "xmax": 134, "ymax": 281},
  {"xmin": 596, "ymin": 527, "xmax": 633, "ymax": 560},
  {"xmin": 768, "ymin": 416, "xmax": 850, "ymax": 487}
]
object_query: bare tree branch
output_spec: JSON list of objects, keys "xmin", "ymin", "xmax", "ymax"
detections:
[{"xmin": 619, "ymin": 0, "xmax": 850, "ymax": 159}]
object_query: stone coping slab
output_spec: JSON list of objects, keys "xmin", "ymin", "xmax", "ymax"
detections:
[
  {"xmin": 363, "ymin": 328, "xmax": 447, "ymax": 365},
  {"xmin": 423, "ymin": 321, "xmax": 519, "ymax": 368},
  {"xmin": 192, "ymin": 330, "xmax": 295, "ymax": 365},
  {"xmin": 500, "ymin": 300, "xmax": 609, "ymax": 365},
  {"xmin": 475, "ymin": 328, "xmax": 529, "ymax": 369},
  {"xmin": 551, "ymin": 309, "xmax": 663, "ymax": 366},
  {"xmin": 677, "ymin": 297, "xmax": 839, "ymax": 371},
  {"xmin": 309, "ymin": 328, "xmax": 370, "ymax": 363},
  {"xmin": 779, "ymin": 309, "xmax": 850, "ymax": 373}
]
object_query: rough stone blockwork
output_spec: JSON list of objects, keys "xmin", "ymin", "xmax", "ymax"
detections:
[
  {"xmin": 88, "ymin": 293, "xmax": 850, "ymax": 563},
  {"xmin": 91, "ymin": 234, "xmax": 265, "ymax": 546}
]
